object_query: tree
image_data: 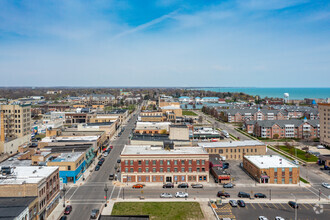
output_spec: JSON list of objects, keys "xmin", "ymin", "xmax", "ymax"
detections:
[{"xmin": 273, "ymin": 134, "xmax": 279, "ymax": 139}]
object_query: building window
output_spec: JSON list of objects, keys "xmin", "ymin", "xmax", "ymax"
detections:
[
  {"xmin": 181, "ymin": 168, "xmax": 185, "ymax": 172},
  {"xmin": 130, "ymin": 168, "xmax": 134, "ymax": 173},
  {"xmin": 138, "ymin": 160, "xmax": 142, "ymax": 165},
  {"xmin": 153, "ymin": 176, "xmax": 156, "ymax": 182},
  {"xmin": 125, "ymin": 168, "xmax": 128, "ymax": 173},
  {"xmin": 202, "ymin": 160, "xmax": 205, "ymax": 165},
  {"xmin": 160, "ymin": 176, "xmax": 163, "ymax": 181},
  {"xmin": 219, "ymin": 149, "xmax": 223, "ymax": 153},
  {"xmin": 145, "ymin": 160, "xmax": 149, "ymax": 165},
  {"xmin": 188, "ymin": 160, "xmax": 192, "ymax": 165},
  {"xmin": 146, "ymin": 168, "xmax": 149, "ymax": 173},
  {"xmin": 124, "ymin": 160, "xmax": 128, "ymax": 165},
  {"xmin": 197, "ymin": 168, "xmax": 200, "ymax": 172},
  {"xmin": 130, "ymin": 160, "xmax": 133, "ymax": 165},
  {"xmin": 167, "ymin": 168, "xmax": 171, "ymax": 172},
  {"xmin": 197, "ymin": 160, "xmax": 200, "ymax": 165},
  {"xmin": 138, "ymin": 176, "xmax": 141, "ymax": 181},
  {"xmin": 255, "ymin": 149, "xmax": 257, "ymax": 152},
  {"xmin": 167, "ymin": 160, "xmax": 170, "ymax": 165},
  {"xmin": 188, "ymin": 168, "xmax": 192, "ymax": 172},
  {"xmin": 202, "ymin": 168, "xmax": 205, "ymax": 172},
  {"xmin": 181, "ymin": 176, "xmax": 185, "ymax": 181},
  {"xmin": 153, "ymin": 160, "xmax": 157, "ymax": 165},
  {"xmin": 160, "ymin": 168, "xmax": 163, "ymax": 172},
  {"xmin": 282, "ymin": 178, "xmax": 285, "ymax": 184},
  {"xmin": 174, "ymin": 168, "xmax": 178, "ymax": 172},
  {"xmin": 146, "ymin": 176, "xmax": 149, "ymax": 182},
  {"xmin": 174, "ymin": 160, "xmax": 178, "ymax": 165},
  {"xmin": 68, "ymin": 166, "xmax": 71, "ymax": 170},
  {"xmin": 153, "ymin": 168, "xmax": 156, "ymax": 172},
  {"xmin": 181, "ymin": 160, "xmax": 185, "ymax": 165}
]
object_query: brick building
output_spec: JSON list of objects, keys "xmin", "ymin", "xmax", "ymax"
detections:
[
  {"xmin": 243, "ymin": 155, "xmax": 300, "ymax": 184},
  {"xmin": 319, "ymin": 103, "xmax": 330, "ymax": 147},
  {"xmin": 198, "ymin": 140, "xmax": 267, "ymax": 160},
  {"xmin": 120, "ymin": 145, "xmax": 209, "ymax": 183},
  {"xmin": 0, "ymin": 166, "xmax": 60, "ymax": 220}
]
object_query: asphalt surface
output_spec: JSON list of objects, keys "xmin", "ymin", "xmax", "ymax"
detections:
[
  {"xmin": 217, "ymin": 202, "xmax": 330, "ymax": 220},
  {"xmin": 65, "ymin": 108, "xmax": 140, "ymax": 220}
]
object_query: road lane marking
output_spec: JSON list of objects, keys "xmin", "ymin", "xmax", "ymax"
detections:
[
  {"xmin": 68, "ymin": 187, "xmax": 79, "ymax": 200},
  {"xmin": 117, "ymin": 187, "xmax": 122, "ymax": 200},
  {"xmin": 109, "ymin": 185, "xmax": 116, "ymax": 200}
]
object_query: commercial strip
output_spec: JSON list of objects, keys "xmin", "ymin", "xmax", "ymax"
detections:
[{"xmin": 120, "ymin": 145, "xmax": 209, "ymax": 183}]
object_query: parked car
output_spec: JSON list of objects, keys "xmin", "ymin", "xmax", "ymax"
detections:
[
  {"xmin": 258, "ymin": 216, "xmax": 268, "ymax": 220},
  {"xmin": 175, "ymin": 192, "xmax": 188, "ymax": 198},
  {"xmin": 292, "ymin": 160, "xmax": 299, "ymax": 165},
  {"xmin": 178, "ymin": 183, "xmax": 189, "ymax": 188},
  {"xmin": 229, "ymin": 200, "xmax": 237, "ymax": 207},
  {"xmin": 94, "ymin": 165, "xmax": 100, "ymax": 171},
  {"xmin": 237, "ymin": 200, "xmax": 245, "ymax": 207},
  {"xmin": 110, "ymin": 145, "xmax": 113, "ymax": 149},
  {"xmin": 288, "ymin": 201, "xmax": 299, "ymax": 209},
  {"xmin": 64, "ymin": 205, "xmax": 72, "ymax": 215},
  {"xmin": 98, "ymin": 161, "xmax": 103, "ymax": 166},
  {"xmin": 60, "ymin": 216, "xmax": 67, "ymax": 220},
  {"xmin": 109, "ymin": 174, "xmax": 114, "ymax": 180},
  {"xmin": 132, "ymin": 184, "xmax": 144, "ymax": 189},
  {"xmin": 275, "ymin": 217, "xmax": 285, "ymax": 220},
  {"xmin": 117, "ymin": 159, "xmax": 121, "ymax": 163},
  {"xmin": 223, "ymin": 183, "xmax": 234, "ymax": 188},
  {"xmin": 254, "ymin": 193, "xmax": 267, "ymax": 198},
  {"xmin": 90, "ymin": 209, "xmax": 99, "ymax": 219},
  {"xmin": 103, "ymin": 152, "xmax": 108, "ymax": 157},
  {"xmin": 100, "ymin": 158, "xmax": 105, "ymax": 163},
  {"xmin": 322, "ymin": 182, "xmax": 330, "ymax": 189},
  {"xmin": 163, "ymin": 183, "xmax": 174, "ymax": 188},
  {"xmin": 238, "ymin": 192, "xmax": 250, "ymax": 198},
  {"xmin": 191, "ymin": 183, "xmax": 203, "ymax": 188},
  {"xmin": 217, "ymin": 191, "xmax": 230, "ymax": 198},
  {"xmin": 160, "ymin": 193, "xmax": 173, "ymax": 198}
]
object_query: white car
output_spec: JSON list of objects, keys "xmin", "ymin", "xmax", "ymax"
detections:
[
  {"xmin": 258, "ymin": 217, "xmax": 268, "ymax": 220},
  {"xmin": 175, "ymin": 192, "xmax": 188, "ymax": 198},
  {"xmin": 275, "ymin": 217, "xmax": 285, "ymax": 220},
  {"xmin": 160, "ymin": 193, "xmax": 173, "ymax": 198},
  {"xmin": 103, "ymin": 152, "xmax": 108, "ymax": 157},
  {"xmin": 322, "ymin": 182, "xmax": 330, "ymax": 189}
]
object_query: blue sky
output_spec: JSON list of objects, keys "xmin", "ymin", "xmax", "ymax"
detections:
[{"xmin": 0, "ymin": 0, "xmax": 329, "ymax": 87}]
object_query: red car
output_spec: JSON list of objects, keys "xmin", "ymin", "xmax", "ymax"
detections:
[
  {"xmin": 132, "ymin": 184, "xmax": 144, "ymax": 189},
  {"xmin": 110, "ymin": 145, "xmax": 113, "ymax": 149},
  {"xmin": 64, "ymin": 205, "xmax": 72, "ymax": 215}
]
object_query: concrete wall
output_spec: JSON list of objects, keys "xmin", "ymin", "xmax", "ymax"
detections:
[{"xmin": 0, "ymin": 134, "xmax": 30, "ymax": 154}]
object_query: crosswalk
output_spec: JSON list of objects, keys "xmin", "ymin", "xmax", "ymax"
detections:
[{"xmin": 215, "ymin": 203, "xmax": 236, "ymax": 219}]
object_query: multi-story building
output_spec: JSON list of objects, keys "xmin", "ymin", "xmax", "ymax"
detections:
[
  {"xmin": 120, "ymin": 145, "xmax": 209, "ymax": 183},
  {"xmin": 247, "ymin": 119, "xmax": 320, "ymax": 140},
  {"xmin": 140, "ymin": 111, "xmax": 165, "ymax": 122},
  {"xmin": 0, "ymin": 196, "xmax": 39, "ymax": 220},
  {"xmin": 319, "ymin": 103, "xmax": 330, "ymax": 147},
  {"xmin": 0, "ymin": 166, "xmax": 60, "ymax": 220},
  {"xmin": 221, "ymin": 109, "xmax": 287, "ymax": 123},
  {"xmin": 243, "ymin": 155, "xmax": 300, "ymax": 184},
  {"xmin": 134, "ymin": 122, "xmax": 171, "ymax": 134},
  {"xmin": 0, "ymin": 104, "xmax": 31, "ymax": 138},
  {"xmin": 198, "ymin": 140, "xmax": 267, "ymax": 160},
  {"xmin": 79, "ymin": 94, "xmax": 115, "ymax": 106}
]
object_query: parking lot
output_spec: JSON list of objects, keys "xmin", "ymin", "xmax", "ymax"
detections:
[
  {"xmin": 215, "ymin": 202, "xmax": 330, "ymax": 220},
  {"xmin": 226, "ymin": 160, "xmax": 255, "ymax": 185}
]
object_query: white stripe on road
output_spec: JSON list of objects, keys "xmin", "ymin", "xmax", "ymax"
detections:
[
  {"xmin": 117, "ymin": 187, "xmax": 122, "ymax": 200},
  {"xmin": 68, "ymin": 187, "xmax": 80, "ymax": 200},
  {"xmin": 109, "ymin": 185, "xmax": 116, "ymax": 199}
]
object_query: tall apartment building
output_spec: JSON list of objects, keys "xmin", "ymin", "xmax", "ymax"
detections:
[
  {"xmin": 319, "ymin": 103, "xmax": 330, "ymax": 147},
  {"xmin": 0, "ymin": 104, "xmax": 31, "ymax": 138}
]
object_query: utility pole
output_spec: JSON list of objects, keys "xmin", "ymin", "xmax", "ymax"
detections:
[
  {"xmin": 62, "ymin": 185, "xmax": 67, "ymax": 207},
  {"xmin": 104, "ymin": 184, "xmax": 108, "ymax": 207},
  {"xmin": 269, "ymin": 189, "xmax": 271, "ymax": 201}
]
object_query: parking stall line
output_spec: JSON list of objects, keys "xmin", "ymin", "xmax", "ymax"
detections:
[
  {"xmin": 308, "ymin": 204, "xmax": 314, "ymax": 209},
  {"xmin": 272, "ymin": 203, "xmax": 279, "ymax": 209},
  {"xmin": 257, "ymin": 203, "xmax": 263, "ymax": 209},
  {"xmin": 279, "ymin": 203, "xmax": 287, "ymax": 209},
  {"xmin": 263, "ymin": 203, "xmax": 270, "ymax": 209},
  {"xmin": 302, "ymin": 203, "xmax": 309, "ymax": 210},
  {"xmin": 250, "ymin": 203, "xmax": 256, "ymax": 209}
]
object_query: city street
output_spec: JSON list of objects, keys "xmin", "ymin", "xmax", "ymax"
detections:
[{"xmin": 64, "ymin": 108, "xmax": 140, "ymax": 220}]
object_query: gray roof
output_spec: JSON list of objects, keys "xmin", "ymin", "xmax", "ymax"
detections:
[
  {"xmin": 252, "ymin": 119, "xmax": 319, "ymax": 128},
  {"xmin": 0, "ymin": 197, "xmax": 37, "ymax": 220}
]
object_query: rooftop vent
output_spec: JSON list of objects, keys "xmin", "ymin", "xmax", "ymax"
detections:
[{"xmin": 33, "ymin": 170, "xmax": 37, "ymax": 174}]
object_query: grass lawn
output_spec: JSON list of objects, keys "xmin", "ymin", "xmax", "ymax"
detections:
[
  {"xmin": 182, "ymin": 110, "xmax": 198, "ymax": 116},
  {"xmin": 111, "ymin": 202, "xmax": 204, "ymax": 220},
  {"xmin": 278, "ymin": 145, "xmax": 318, "ymax": 162}
]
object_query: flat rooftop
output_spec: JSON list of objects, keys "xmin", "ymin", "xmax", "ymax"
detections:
[
  {"xmin": 121, "ymin": 145, "xmax": 207, "ymax": 155},
  {"xmin": 244, "ymin": 155, "xmax": 298, "ymax": 169},
  {"xmin": 198, "ymin": 140, "xmax": 265, "ymax": 148},
  {"xmin": 50, "ymin": 152, "xmax": 83, "ymax": 162},
  {"xmin": 0, "ymin": 197, "xmax": 37, "ymax": 219},
  {"xmin": 41, "ymin": 135, "xmax": 99, "ymax": 142},
  {"xmin": 0, "ymin": 166, "xmax": 58, "ymax": 185},
  {"xmin": 0, "ymin": 153, "xmax": 32, "ymax": 167}
]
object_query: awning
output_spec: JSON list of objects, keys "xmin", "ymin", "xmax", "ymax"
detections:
[{"xmin": 218, "ymin": 176, "xmax": 230, "ymax": 180}]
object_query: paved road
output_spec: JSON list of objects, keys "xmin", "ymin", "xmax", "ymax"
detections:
[
  {"xmin": 65, "ymin": 108, "xmax": 140, "ymax": 220},
  {"xmin": 193, "ymin": 110, "xmax": 250, "ymax": 140}
]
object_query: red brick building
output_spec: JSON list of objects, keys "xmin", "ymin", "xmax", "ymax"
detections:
[{"xmin": 120, "ymin": 145, "xmax": 209, "ymax": 183}]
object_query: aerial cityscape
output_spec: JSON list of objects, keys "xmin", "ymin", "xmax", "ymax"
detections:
[{"xmin": 1, "ymin": 1, "xmax": 330, "ymax": 220}]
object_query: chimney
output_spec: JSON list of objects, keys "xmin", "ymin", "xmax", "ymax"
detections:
[{"xmin": 1, "ymin": 111, "xmax": 5, "ymax": 142}]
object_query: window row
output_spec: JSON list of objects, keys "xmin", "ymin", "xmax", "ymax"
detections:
[
  {"xmin": 124, "ymin": 167, "xmax": 206, "ymax": 173},
  {"xmin": 124, "ymin": 159, "xmax": 206, "ymax": 166}
]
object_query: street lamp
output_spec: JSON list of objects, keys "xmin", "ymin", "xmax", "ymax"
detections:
[
  {"xmin": 104, "ymin": 184, "xmax": 108, "ymax": 207},
  {"xmin": 291, "ymin": 193, "xmax": 297, "ymax": 220},
  {"xmin": 255, "ymin": 174, "xmax": 257, "ymax": 186},
  {"xmin": 269, "ymin": 189, "xmax": 271, "ymax": 201},
  {"xmin": 62, "ymin": 185, "xmax": 67, "ymax": 207}
]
